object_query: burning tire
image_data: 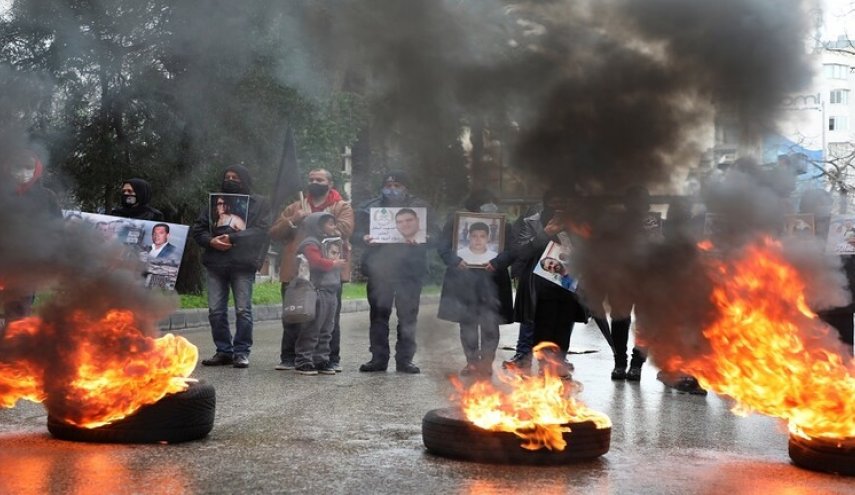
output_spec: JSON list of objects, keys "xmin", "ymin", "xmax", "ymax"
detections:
[
  {"xmin": 47, "ymin": 381, "xmax": 215, "ymax": 444},
  {"xmin": 788, "ymin": 434, "xmax": 855, "ymax": 476},
  {"xmin": 422, "ymin": 407, "xmax": 610, "ymax": 465}
]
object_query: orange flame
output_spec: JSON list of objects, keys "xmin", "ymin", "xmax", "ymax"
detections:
[
  {"xmin": 668, "ymin": 238, "xmax": 855, "ymax": 440},
  {"xmin": 452, "ymin": 342, "xmax": 611, "ymax": 451},
  {"xmin": 0, "ymin": 309, "xmax": 197, "ymax": 428}
]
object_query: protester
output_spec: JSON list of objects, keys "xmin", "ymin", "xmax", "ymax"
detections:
[
  {"xmin": 654, "ymin": 197, "xmax": 707, "ymax": 395},
  {"xmin": 512, "ymin": 188, "xmax": 586, "ymax": 377},
  {"xmin": 801, "ymin": 189, "xmax": 855, "ymax": 353},
  {"xmin": 1, "ymin": 150, "xmax": 60, "ymax": 327},
  {"xmin": 269, "ymin": 168, "xmax": 353, "ymax": 372},
  {"xmin": 110, "ymin": 178, "xmax": 164, "ymax": 221},
  {"xmin": 437, "ymin": 190, "xmax": 513, "ymax": 376},
  {"xmin": 354, "ymin": 170, "xmax": 435, "ymax": 373},
  {"xmin": 585, "ymin": 186, "xmax": 651, "ymax": 382},
  {"xmin": 501, "ymin": 201, "xmax": 542, "ymax": 371},
  {"xmin": 291, "ymin": 212, "xmax": 348, "ymax": 375},
  {"xmin": 191, "ymin": 165, "xmax": 271, "ymax": 368}
]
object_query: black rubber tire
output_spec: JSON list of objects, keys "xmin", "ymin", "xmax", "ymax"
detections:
[
  {"xmin": 789, "ymin": 434, "xmax": 855, "ymax": 476},
  {"xmin": 422, "ymin": 407, "xmax": 610, "ymax": 465},
  {"xmin": 47, "ymin": 381, "xmax": 215, "ymax": 444}
]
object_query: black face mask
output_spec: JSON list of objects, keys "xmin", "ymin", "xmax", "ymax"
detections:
[
  {"xmin": 121, "ymin": 195, "xmax": 137, "ymax": 207},
  {"xmin": 307, "ymin": 183, "xmax": 329, "ymax": 198},
  {"xmin": 222, "ymin": 180, "xmax": 242, "ymax": 194}
]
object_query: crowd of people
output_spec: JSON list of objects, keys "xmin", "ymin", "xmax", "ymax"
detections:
[{"xmin": 4, "ymin": 154, "xmax": 853, "ymax": 393}]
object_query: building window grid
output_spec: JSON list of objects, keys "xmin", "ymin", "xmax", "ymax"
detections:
[
  {"xmin": 829, "ymin": 116, "xmax": 849, "ymax": 131},
  {"xmin": 830, "ymin": 89, "xmax": 850, "ymax": 105},
  {"xmin": 824, "ymin": 64, "xmax": 851, "ymax": 80}
]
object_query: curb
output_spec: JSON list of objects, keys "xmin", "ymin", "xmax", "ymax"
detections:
[{"xmin": 159, "ymin": 294, "xmax": 440, "ymax": 332}]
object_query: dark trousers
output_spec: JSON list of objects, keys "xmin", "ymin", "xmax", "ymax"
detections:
[
  {"xmin": 460, "ymin": 314, "xmax": 500, "ymax": 365},
  {"xmin": 514, "ymin": 321, "xmax": 535, "ymax": 355},
  {"xmin": 280, "ymin": 282, "xmax": 343, "ymax": 364},
  {"xmin": 367, "ymin": 276, "xmax": 422, "ymax": 365},
  {"xmin": 611, "ymin": 317, "xmax": 647, "ymax": 368},
  {"xmin": 294, "ymin": 289, "xmax": 338, "ymax": 367},
  {"xmin": 533, "ymin": 298, "xmax": 575, "ymax": 354}
]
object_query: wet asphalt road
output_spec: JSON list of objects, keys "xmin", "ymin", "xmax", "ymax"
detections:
[{"xmin": 0, "ymin": 307, "xmax": 852, "ymax": 494}]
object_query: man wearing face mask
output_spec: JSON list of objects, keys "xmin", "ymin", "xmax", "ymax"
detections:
[
  {"xmin": 1, "ymin": 150, "xmax": 60, "ymax": 327},
  {"xmin": 191, "ymin": 165, "xmax": 271, "ymax": 369},
  {"xmin": 269, "ymin": 168, "xmax": 354, "ymax": 372},
  {"xmin": 354, "ymin": 170, "xmax": 437, "ymax": 373},
  {"xmin": 110, "ymin": 178, "xmax": 164, "ymax": 221}
]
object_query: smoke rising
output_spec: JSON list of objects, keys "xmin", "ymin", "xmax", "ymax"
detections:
[{"xmin": 1, "ymin": 0, "xmax": 848, "ymax": 390}]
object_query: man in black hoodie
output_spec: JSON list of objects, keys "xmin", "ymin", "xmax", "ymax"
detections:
[
  {"xmin": 110, "ymin": 178, "xmax": 164, "ymax": 221},
  {"xmin": 191, "ymin": 165, "xmax": 271, "ymax": 368}
]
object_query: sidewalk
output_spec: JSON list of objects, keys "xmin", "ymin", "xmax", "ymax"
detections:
[{"xmin": 158, "ymin": 294, "xmax": 440, "ymax": 332}]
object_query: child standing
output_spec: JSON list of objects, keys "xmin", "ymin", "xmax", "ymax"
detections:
[
  {"xmin": 437, "ymin": 190, "xmax": 514, "ymax": 376},
  {"xmin": 294, "ymin": 212, "xmax": 346, "ymax": 375}
]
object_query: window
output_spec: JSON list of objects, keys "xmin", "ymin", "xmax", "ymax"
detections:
[
  {"xmin": 824, "ymin": 64, "xmax": 850, "ymax": 80},
  {"xmin": 829, "ymin": 116, "xmax": 849, "ymax": 131},
  {"xmin": 830, "ymin": 89, "xmax": 850, "ymax": 104}
]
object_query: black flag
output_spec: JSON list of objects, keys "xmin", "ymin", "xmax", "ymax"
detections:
[{"xmin": 271, "ymin": 125, "xmax": 301, "ymax": 215}]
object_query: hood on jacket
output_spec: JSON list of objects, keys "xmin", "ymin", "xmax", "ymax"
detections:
[
  {"xmin": 123, "ymin": 178, "xmax": 153, "ymax": 206},
  {"xmin": 224, "ymin": 164, "xmax": 253, "ymax": 194},
  {"xmin": 303, "ymin": 211, "xmax": 335, "ymax": 239}
]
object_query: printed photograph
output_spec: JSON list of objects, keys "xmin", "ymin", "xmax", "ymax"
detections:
[
  {"xmin": 783, "ymin": 214, "xmax": 815, "ymax": 238},
  {"xmin": 63, "ymin": 211, "xmax": 189, "ymax": 290},
  {"xmin": 643, "ymin": 211, "xmax": 664, "ymax": 239},
  {"xmin": 533, "ymin": 238, "xmax": 578, "ymax": 292},
  {"xmin": 826, "ymin": 215, "xmax": 855, "ymax": 255},
  {"xmin": 210, "ymin": 193, "xmax": 250, "ymax": 234},
  {"xmin": 452, "ymin": 212, "xmax": 505, "ymax": 267},
  {"xmin": 322, "ymin": 237, "xmax": 343, "ymax": 260},
  {"xmin": 368, "ymin": 207, "xmax": 427, "ymax": 244}
]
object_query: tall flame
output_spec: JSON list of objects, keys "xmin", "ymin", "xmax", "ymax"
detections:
[
  {"xmin": 668, "ymin": 239, "xmax": 855, "ymax": 440},
  {"xmin": 453, "ymin": 342, "xmax": 611, "ymax": 451},
  {"xmin": 0, "ymin": 309, "xmax": 197, "ymax": 428}
]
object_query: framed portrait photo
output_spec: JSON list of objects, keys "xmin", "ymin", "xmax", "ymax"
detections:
[
  {"xmin": 452, "ymin": 212, "xmax": 506, "ymax": 268},
  {"xmin": 826, "ymin": 214, "xmax": 855, "ymax": 255},
  {"xmin": 209, "ymin": 193, "xmax": 250, "ymax": 234},
  {"xmin": 783, "ymin": 214, "xmax": 815, "ymax": 239},
  {"xmin": 368, "ymin": 207, "xmax": 428, "ymax": 244}
]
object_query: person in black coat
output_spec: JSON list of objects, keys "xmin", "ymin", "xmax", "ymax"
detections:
[
  {"xmin": 437, "ymin": 190, "xmax": 514, "ymax": 376},
  {"xmin": 191, "ymin": 165, "xmax": 271, "ymax": 368},
  {"xmin": 110, "ymin": 178, "xmax": 164, "ymax": 222},
  {"xmin": 1, "ymin": 150, "xmax": 61, "ymax": 327},
  {"xmin": 801, "ymin": 189, "xmax": 855, "ymax": 352},
  {"xmin": 353, "ymin": 170, "xmax": 438, "ymax": 374},
  {"xmin": 513, "ymin": 189, "xmax": 587, "ymax": 376}
]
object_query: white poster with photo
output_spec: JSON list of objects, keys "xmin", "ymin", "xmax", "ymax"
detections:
[
  {"xmin": 368, "ymin": 207, "xmax": 427, "ymax": 244},
  {"xmin": 62, "ymin": 211, "xmax": 189, "ymax": 290},
  {"xmin": 533, "ymin": 233, "xmax": 578, "ymax": 292},
  {"xmin": 826, "ymin": 215, "xmax": 855, "ymax": 255}
]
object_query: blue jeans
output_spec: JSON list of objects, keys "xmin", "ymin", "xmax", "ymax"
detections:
[{"xmin": 207, "ymin": 267, "xmax": 255, "ymax": 356}]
